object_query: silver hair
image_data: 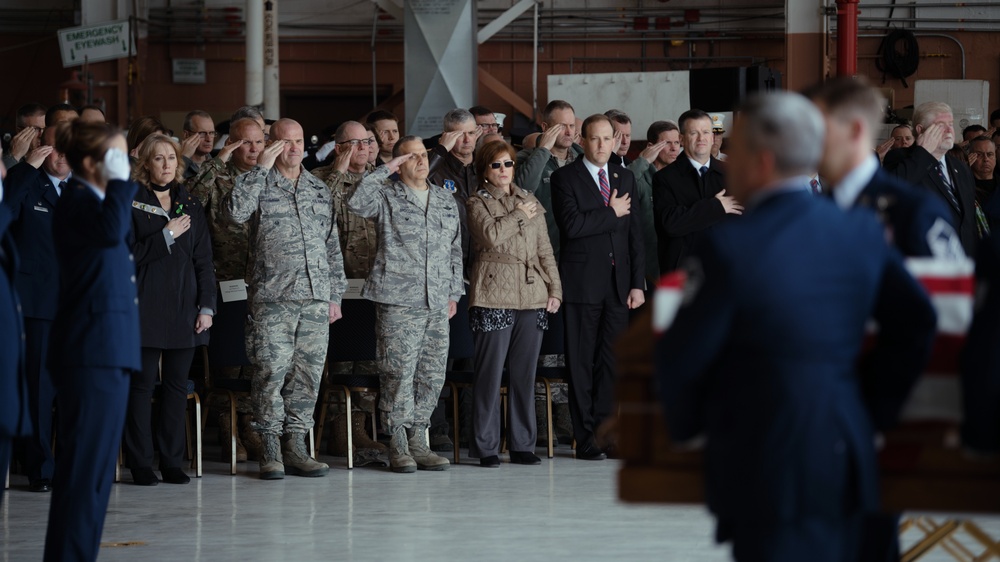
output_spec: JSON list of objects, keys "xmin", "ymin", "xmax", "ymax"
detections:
[
  {"xmin": 442, "ymin": 108, "xmax": 474, "ymax": 131},
  {"xmin": 912, "ymin": 101, "xmax": 952, "ymax": 131},
  {"xmin": 738, "ymin": 91, "xmax": 825, "ymax": 176}
]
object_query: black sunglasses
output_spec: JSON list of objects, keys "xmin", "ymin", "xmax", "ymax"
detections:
[{"xmin": 489, "ymin": 160, "xmax": 514, "ymax": 170}]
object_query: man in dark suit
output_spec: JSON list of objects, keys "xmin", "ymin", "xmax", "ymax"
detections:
[
  {"xmin": 809, "ymin": 77, "xmax": 964, "ymax": 259},
  {"xmin": 656, "ymin": 92, "xmax": 937, "ymax": 562},
  {"xmin": 3, "ymin": 126, "xmax": 71, "ymax": 492},
  {"xmin": 652, "ymin": 109, "xmax": 743, "ymax": 273},
  {"xmin": 0, "ymin": 173, "xmax": 32, "ymax": 508},
  {"xmin": 883, "ymin": 102, "xmax": 978, "ymax": 256},
  {"xmin": 551, "ymin": 114, "xmax": 645, "ymax": 460}
]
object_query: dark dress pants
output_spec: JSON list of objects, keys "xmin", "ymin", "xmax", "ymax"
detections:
[
  {"xmin": 44, "ymin": 366, "xmax": 130, "ymax": 562},
  {"xmin": 23, "ymin": 318, "xmax": 55, "ymax": 482},
  {"xmin": 563, "ymin": 270, "xmax": 627, "ymax": 448},
  {"xmin": 470, "ymin": 310, "xmax": 544, "ymax": 458},
  {"xmin": 124, "ymin": 347, "xmax": 195, "ymax": 470}
]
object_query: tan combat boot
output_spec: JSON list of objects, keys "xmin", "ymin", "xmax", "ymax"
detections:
[
  {"xmin": 259, "ymin": 433, "xmax": 284, "ymax": 480},
  {"xmin": 407, "ymin": 425, "xmax": 450, "ymax": 471},
  {"xmin": 388, "ymin": 427, "xmax": 417, "ymax": 473},
  {"xmin": 239, "ymin": 414, "xmax": 262, "ymax": 461},
  {"xmin": 352, "ymin": 412, "xmax": 387, "ymax": 467},
  {"xmin": 328, "ymin": 413, "xmax": 349, "ymax": 456},
  {"xmin": 281, "ymin": 433, "xmax": 329, "ymax": 477}
]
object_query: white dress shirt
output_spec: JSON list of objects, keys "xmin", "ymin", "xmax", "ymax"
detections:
[{"xmin": 832, "ymin": 155, "xmax": 879, "ymax": 210}]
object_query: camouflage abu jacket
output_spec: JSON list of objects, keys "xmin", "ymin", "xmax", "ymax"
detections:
[
  {"xmin": 347, "ymin": 166, "xmax": 464, "ymax": 309},
  {"xmin": 224, "ymin": 165, "xmax": 347, "ymax": 305}
]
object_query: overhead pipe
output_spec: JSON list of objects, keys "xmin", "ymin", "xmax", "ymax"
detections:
[
  {"xmin": 856, "ymin": 32, "xmax": 966, "ymax": 79},
  {"xmin": 245, "ymin": 0, "xmax": 263, "ymax": 107},
  {"xmin": 263, "ymin": 0, "xmax": 279, "ymax": 120},
  {"xmin": 836, "ymin": 0, "xmax": 860, "ymax": 77}
]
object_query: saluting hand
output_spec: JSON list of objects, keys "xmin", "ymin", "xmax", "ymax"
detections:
[
  {"xmin": 218, "ymin": 138, "xmax": 244, "ymax": 163},
  {"xmin": 639, "ymin": 141, "xmax": 667, "ymax": 165},
  {"xmin": 258, "ymin": 140, "xmax": 285, "ymax": 170},
  {"xmin": 875, "ymin": 138, "xmax": 895, "ymax": 162},
  {"xmin": 333, "ymin": 142, "xmax": 356, "ymax": 173},
  {"xmin": 538, "ymin": 124, "xmax": 563, "ymax": 151},
  {"xmin": 917, "ymin": 122, "xmax": 947, "ymax": 153},
  {"xmin": 180, "ymin": 134, "xmax": 201, "ymax": 159},
  {"xmin": 439, "ymin": 130, "xmax": 463, "ymax": 153},
  {"xmin": 612, "ymin": 129, "xmax": 623, "ymax": 154},
  {"xmin": 25, "ymin": 145, "xmax": 54, "ymax": 169},
  {"xmin": 385, "ymin": 152, "xmax": 414, "ymax": 174},
  {"xmin": 9, "ymin": 127, "xmax": 38, "ymax": 161},
  {"xmin": 608, "ymin": 189, "xmax": 631, "ymax": 217}
]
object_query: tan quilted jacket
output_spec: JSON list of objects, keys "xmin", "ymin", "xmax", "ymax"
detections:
[{"xmin": 467, "ymin": 183, "xmax": 562, "ymax": 310}]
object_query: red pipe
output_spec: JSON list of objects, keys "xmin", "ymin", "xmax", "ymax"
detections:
[{"xmin": 837, "ymin": 0, "xmax": 860, "ymax": 76}]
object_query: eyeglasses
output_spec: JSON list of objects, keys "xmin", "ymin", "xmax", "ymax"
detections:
[
  {"xmin": 478, "ymin": 123, "xmax": 502, "ymax": 133},
  {"xmin": 338, "ymin": 139, "xmax": 377, "ymax": 147},
  {"xmin": 186, "ymin": 130, "xmax": 218, "ymax": 139},
  {"xmin": 489, "ymin": 160, "xmax": 514, "ymax": 170}
]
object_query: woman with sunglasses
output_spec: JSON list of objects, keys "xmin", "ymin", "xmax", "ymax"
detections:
[{"xmin": 466, "ymin": 140, "xmax": 562, "ymax": 467}]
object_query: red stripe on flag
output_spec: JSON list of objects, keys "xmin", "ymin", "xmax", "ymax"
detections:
[{"xmin": 919, "ymin": 276, "xmax": 975, "ymax": 295}]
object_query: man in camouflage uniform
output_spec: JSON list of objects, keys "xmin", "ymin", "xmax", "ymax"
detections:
[
  {"xmin": 348, "ymin": 136, "xmax": 463, "ymax": 473},
  {"xmin": 225, "ymin": 118, "xmax": 347, "ymax": 480},
  {"xmin": 188, "ymin": 117, "xmax": 266, "ymax": 462},
  {"xmin": 312, "ymin": 120, "xmax": 385, "ymax": 465}
]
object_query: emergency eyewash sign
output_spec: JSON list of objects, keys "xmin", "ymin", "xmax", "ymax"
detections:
[{"xmin": 58, "ymin": 20, "xmax": 133, "ymax": 68}]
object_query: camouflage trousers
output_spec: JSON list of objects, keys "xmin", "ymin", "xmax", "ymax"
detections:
[
  {"xmin": 247, "ymin": 299, "xmax": 329, "ymax": 436},
  {"xmin": 375, "ymin": 303, "xmax": 449, "ymax": 432}
]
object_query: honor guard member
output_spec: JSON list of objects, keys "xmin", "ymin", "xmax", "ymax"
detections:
[
  {"xmin": 225, "ymin": 118, "xmax": 347, "ymax": 480},
  {"xmin": 0, "ymin": 166, "xmax": 31, "ymax": 508},
  {"xmin": 188, "ymin": 117, "xmax": 267, "ymax": 462},
  {"xmin": 808, "ymin": 77, "xmax": 964, "ymax": 259},
  {"xmin": 2, "ymin": 126, "xmax": 69, "ymax": 493},
  {"xmin": 656, "ymin": 92, "xmax": 937, "ymax": 562},
  {"xmin": 348, "ymin": 136, "xmax": 464, "ymax": 474}
]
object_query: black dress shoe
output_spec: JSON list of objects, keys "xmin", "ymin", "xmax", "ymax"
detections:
[
  {"xmin": 575, "ymin": 444, "xmax": 607, "ymax": 461},
  {"xmin": 131, "ymin": 467, "xmax": 160, "ymax": 486},
  {"xmin": 161, "ymin": 467, "xmax": 191, "ymax": 485},
  {"xmin": 29, "ymin": 479, "xmax": 52, "ymax": 493},
  {"xmin": 509, "ymin": 451, "xmax": 541, "ymax": 465},
  {"xmin": 479, "ymin": 455, "xmax": 501, "ymax": 468}
]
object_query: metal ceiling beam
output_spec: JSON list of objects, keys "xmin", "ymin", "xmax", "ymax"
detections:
[{"xmin": 477, "ymin": 0, "xmax": 535, "ymax": 44}]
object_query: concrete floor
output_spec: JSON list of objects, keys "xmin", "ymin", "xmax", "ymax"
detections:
[{"xmin": 2, "ymin": 445, "xmax": 998, "ymax": 561}]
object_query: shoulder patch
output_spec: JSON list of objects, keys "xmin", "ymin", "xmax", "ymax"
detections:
[{"xmin": 443, "ymin": 179, "xmax": 456, "ymax": 192}]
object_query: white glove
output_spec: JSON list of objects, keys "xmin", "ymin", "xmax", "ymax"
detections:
[
  {"xmin": 315, "ymin": 141, "xmax": 336, "ymax": 162},
  {"xmin": 102, "ymin": 147, "xmax": 132, "ymax": 182}
]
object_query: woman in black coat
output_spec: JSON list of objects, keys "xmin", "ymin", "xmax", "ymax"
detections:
[{"xmin": 124, "ymin": 133, "xmax": 216, "ymax": 485}]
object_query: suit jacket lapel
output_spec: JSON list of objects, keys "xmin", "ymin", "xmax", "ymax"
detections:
[
  {"xmin": 927, "ymin": 155, "xmax": 960, "ymax": 215},
  {"xmin": 574, "ymin": 160, "xmax": 606, "ymax": 206}
]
